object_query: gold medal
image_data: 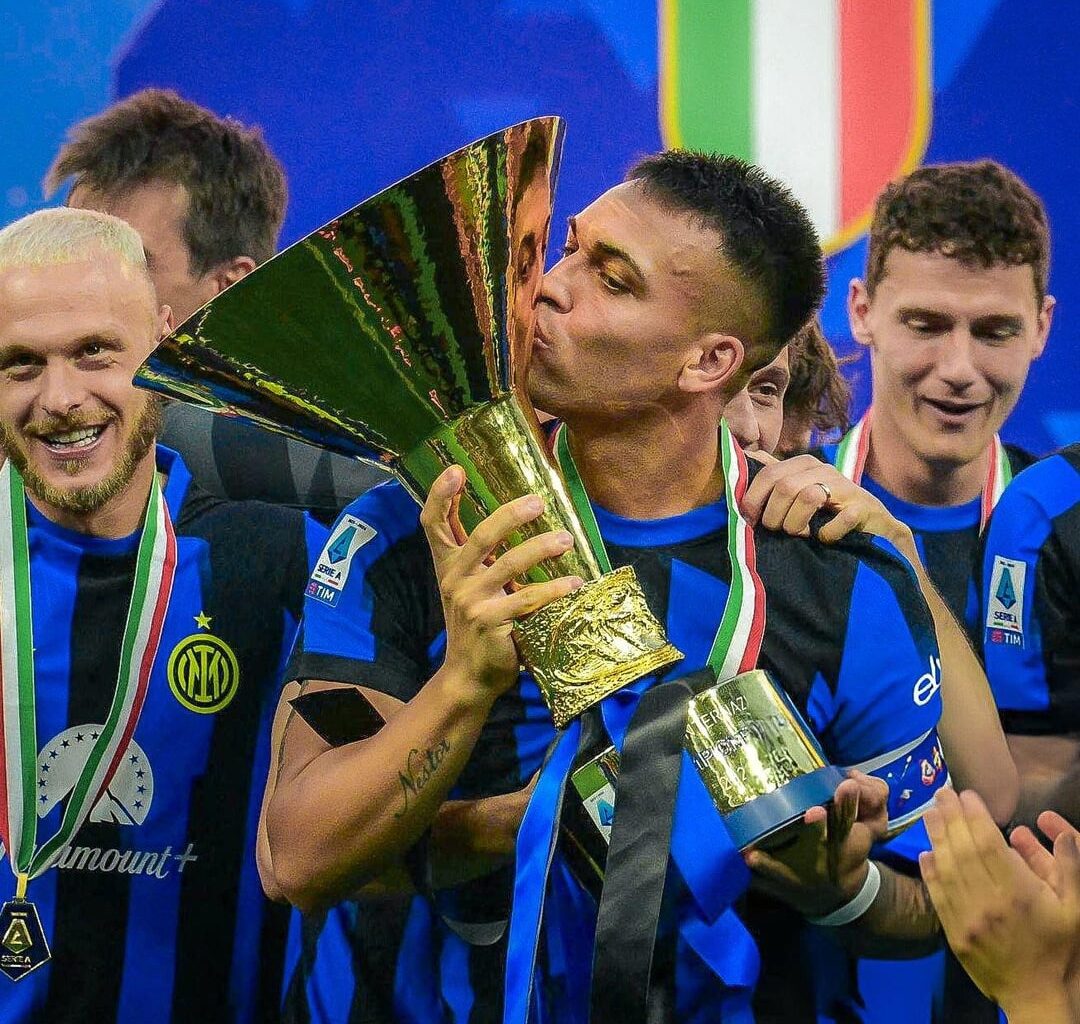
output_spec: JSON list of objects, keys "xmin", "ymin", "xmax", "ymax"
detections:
[{"xmin": 0, "ymin": 895, "xmax": 50, "ymax": 981}]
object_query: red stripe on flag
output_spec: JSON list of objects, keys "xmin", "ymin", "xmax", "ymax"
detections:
[
  {"xmin": 732, "ymin": 443, "xmax": 766, "ymax": 672},
  {"xmin": 838, "ymin": 0, "xmax": 920, "ymax": 224},
  {"xmin": 981, "ymin": 445, "xmax": 998, "ymax": 532},
  {"xmin": 853, "ymin": 407, "xmax": 873, "ymax": 483}
]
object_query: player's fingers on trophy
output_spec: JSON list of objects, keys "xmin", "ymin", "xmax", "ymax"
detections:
[
  {"xmin": 420, "ymin": 466, "xmax": 469, "ymax": 567},
  {"xmin": 500, "ymin": 574, "xmax": 584, "ymax": 621},
  {"xmin": 848, "ymin": 771, "xmax": 888, "ymax": 834},
  {"xmin": 484, "ymin": 529, "xmax": 576, "ymax": 592},
  {"xmin": 454, "ymin": 493, "xmax": 551, "ymax": 573}
]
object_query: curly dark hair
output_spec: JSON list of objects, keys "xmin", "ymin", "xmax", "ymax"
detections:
[
  {"xmin": 785, "ymin": 319, "xmax": 852, "ymax": 437},
  {"xmin": 44, "ymin": 89, "xmax": 287, "ymax": 273},
  {"xmin": 625, "ymin": 150, "xmax": 824, "ymax": 358},
  {"xmin": 865, "ymin": 160, "xmax": 1049, "ymax": 300}
]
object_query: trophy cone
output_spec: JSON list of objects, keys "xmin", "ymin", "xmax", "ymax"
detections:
[{"xmin": 135, "ymin": 118, "xmax": 682, "ymax": 726}]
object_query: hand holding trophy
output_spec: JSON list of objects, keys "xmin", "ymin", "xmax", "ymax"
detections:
[{"xmin": 134, "ymin": 118, "xmax": 681, "ymax": 727}]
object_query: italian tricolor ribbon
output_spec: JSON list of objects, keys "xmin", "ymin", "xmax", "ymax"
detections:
[
  {"xmin": 553, "ymin": 419, "xmax": 766, "ymax": 679},
  {"xmin": 833, "ymin": 407, "xmax": 1011, "ymax": 534},
  {"xmin": 0, "ymin": 463, "xmax": 177, "ymax": 895}
]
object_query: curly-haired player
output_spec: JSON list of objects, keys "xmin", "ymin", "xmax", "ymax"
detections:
[{"xmin": 810, "ymin": 160, "xmax": 1054, "ymax": 1022}]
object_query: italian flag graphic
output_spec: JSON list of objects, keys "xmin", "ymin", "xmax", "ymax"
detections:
[{"xmin": 660, "ymin": 0, "xmax": 932, "ymax": 252}]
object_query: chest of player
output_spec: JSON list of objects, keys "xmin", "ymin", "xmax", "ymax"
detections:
[{"xmin": 24, "ymin": 529, "xmax": 285, "ymax": 846}]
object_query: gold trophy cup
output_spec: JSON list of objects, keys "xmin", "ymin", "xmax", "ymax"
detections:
[
  {"xmin": 685, "ymin": 669, "xmax": 846, "ymax": 848},
  {"xmin": 135, "ymin": 118, "xmax": 681, "ymax": 727}
]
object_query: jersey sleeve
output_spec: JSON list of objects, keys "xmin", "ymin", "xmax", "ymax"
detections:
[
  {"xmin": 285, "ymin": 481, "xmax": 441, "ymax": 703},
  {"xmin": 809, "ymin": 535, "xmax": 947, "ymax": 831},
  {"xmin": 981, "ymin": 454, "xmax": 1080, "ymax": 735}
]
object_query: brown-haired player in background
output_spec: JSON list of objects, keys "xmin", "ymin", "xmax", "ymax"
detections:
[{"xmin": 45, "ymin": 88, "xmax": 384, "ymax": 521}]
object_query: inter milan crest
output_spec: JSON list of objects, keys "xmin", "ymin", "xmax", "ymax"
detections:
[
  {"xmin": 0, "ymin": 898, "xmax": 50, "ymax": 981},
  {"xmin": 167, "ymin": 612, "xmax": 240, "ymax": 714}
]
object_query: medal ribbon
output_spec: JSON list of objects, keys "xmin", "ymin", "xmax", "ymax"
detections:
[
  {"xmin": 553, "ymin": 418, "xmax": 765, "ymax": 675},
  {"xmin": 506, "ymin": 421, "xmax": 765, "ymax": 1022},
  {"xmin": 834, "ymin": 407, "xmax": 1011, "ymax": 534},
  {"xmin": 0, "ymin": 462, "xmax": 177, "ymax": 892}
]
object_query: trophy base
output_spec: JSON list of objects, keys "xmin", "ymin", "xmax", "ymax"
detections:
[
  {"xmin": 722, "ymin": 764, "xmax": 846, "ymax": 851},
  {"xmin": 515, "ymin": 565, "xmax": 684, "ymax": 729}
]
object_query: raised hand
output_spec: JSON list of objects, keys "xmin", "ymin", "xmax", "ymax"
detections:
[
  {"xmin": 920, "ymin": 789, "xmax": 1080, "ymax": 1023},
  {"xmin": 419, "ymin": 465, "xmax": 584, "ymax": 698}
]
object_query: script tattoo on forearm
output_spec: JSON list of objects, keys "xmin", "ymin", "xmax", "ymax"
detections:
[{"xmin": 394, "ymin": 739, "xmax": 452, "ymax": 819}]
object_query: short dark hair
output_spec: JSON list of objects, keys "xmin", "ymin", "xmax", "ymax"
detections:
[
  {"xmin": 865, "ymin": 160, "xmax": 1050, "ymax": 301},
  {"xmin": 44, "ymin": 89, "xmax": 287, "ymax": 272},
  {"xmin": 785, "ymin": 319, "xmax": 852, "ymax": 437},
  {"xmin": 625, "ymin": 150, "xmax": 824, "ymax": 359}
]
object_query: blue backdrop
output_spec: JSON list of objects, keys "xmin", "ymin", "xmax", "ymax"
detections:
[{"xmin": 2, "ymin": 0, "xmax": 1077, "ymax": 454}]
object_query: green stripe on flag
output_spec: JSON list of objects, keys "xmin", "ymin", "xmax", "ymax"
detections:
[
  {"xmin": 667, "ymin": 0, "xmax": 753, "ymax": 158},
  {"xmin": 9, "ymin": 471, "xmax": 37, "ymax": 871},
  {"xmin": 556, "ymin": 427, "xmax": 611, "ymax": 573}
]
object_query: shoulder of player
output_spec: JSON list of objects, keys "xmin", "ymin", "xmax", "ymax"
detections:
[
  {"xmin": 754, "ymin": 516, "xmax": 910, "ymax": 577},
  {"xmin": 992, "ymin": 449, "xmax": 1080, "ymax": 539},
  {"xmin": 171, "ymin": 481, "xmax": 307, "ymax": 545}
]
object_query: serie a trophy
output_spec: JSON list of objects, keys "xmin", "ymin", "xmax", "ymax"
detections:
[
  {"xmin": 135, "ymin": 118, "xmax": 680, "ymax": 728},
  {"xmin": 135, "ymin": 119, "xmax": 843, "ymax": 851}
]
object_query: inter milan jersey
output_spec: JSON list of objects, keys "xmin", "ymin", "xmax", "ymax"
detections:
[
  {"xmin": 285, "ymin": 474, "xmax": 942, "ymax": 1024},
  {"xmin": 0, "ymin": 446, "xmax": 325, "ymax": 1024},
  {"xmin": 980, "ymin": 445, "xmax": 1080, "ymax": 735},
  {"xmin": 812, "ymin": 442, "xmax": 1034, "ymax": 1024},
  {"xmin": 818, "ymin": 443, "xmax": 1034, "ymax": 631}
]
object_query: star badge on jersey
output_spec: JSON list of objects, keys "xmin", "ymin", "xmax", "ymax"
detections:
[{"xmin": 166, "ymin": 612, "xmax": 240, "ymax": 715}]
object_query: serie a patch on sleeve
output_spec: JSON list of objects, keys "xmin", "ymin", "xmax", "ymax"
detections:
[
  {"xmin": 306, "ymin": 515, "xmax": 378, "ymax": 607},
  {"xmin": 985, "ymin": 555, "xmax": 1026, "ymax": 648}
]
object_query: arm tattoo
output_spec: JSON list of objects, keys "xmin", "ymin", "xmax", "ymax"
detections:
[{"xmin": 394, "ymin": 739, "xmax": 452, "ymax": 819}]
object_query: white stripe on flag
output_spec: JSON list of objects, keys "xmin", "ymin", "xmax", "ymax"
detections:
[
  {"xmin": 751, "ymin": 0, "xmax": 839, "ymax": 239},
  {"xmin": 69, "ymin": 491, "xmax": 168, "ymax": 857}
]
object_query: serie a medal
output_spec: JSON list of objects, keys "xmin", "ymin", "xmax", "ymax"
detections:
[
  {"xmin": 0, "ymin": 876, "xmax": 50, "ymax": 981},
  {"xmin": 0, "ymin": 464, "xmax": 176, "ymax": 981}
]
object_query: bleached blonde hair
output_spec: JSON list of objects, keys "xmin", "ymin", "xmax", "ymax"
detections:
[{"xmin": 0, "ymin": 207, "xmax": 151, "ymax": 288}]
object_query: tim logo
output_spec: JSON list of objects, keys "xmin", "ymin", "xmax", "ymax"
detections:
[{"xmin": 912, "ymin": 655, "xmax": 942, "ymax": 707}]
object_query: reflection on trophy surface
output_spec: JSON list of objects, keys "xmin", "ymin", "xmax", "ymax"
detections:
[
  {"xmin": 135, "ymin": 117, "xmax": 682, "ymax": 727},
  {"xmin": 685, "ymin": 670, "xmax": 845, "ymax": 850}
]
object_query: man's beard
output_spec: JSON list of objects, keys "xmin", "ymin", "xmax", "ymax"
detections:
[{"xmin": 0, "ymin": 397, "xmax": 163, "ymax": 516}]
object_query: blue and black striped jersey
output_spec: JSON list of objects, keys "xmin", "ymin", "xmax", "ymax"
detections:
[
  {"xmin": 0, "ymin": 446, "xmax": 325, "ymax": 1024},
  {"xmin": 284, "ymin": 472, "xmax": 942, "ymax": 1024},
  {"xmin": 809, "ymin": 442, "xmax": 1034, "ymax": 1024},
  {"xmin": 980, "ymin": 444, "xmax": 1080, "ymax": 735}
]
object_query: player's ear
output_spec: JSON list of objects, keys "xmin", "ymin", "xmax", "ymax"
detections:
[{"xmin": 680, "ymin": 333, "xmax": 744, "ymax": 394}]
